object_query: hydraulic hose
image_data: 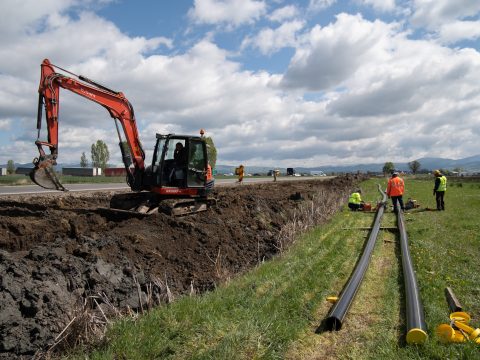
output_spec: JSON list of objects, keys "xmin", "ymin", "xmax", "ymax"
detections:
[
  {"xmin": 325, "ymin": 184, "xmax": 387, "ymax": 330},
  {"xmin": 397, "ymin": 209, "xmax": 428, "ymax": 344}
]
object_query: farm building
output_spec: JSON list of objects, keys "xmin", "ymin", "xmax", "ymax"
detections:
[
  {"xmin": 104, "ymin": 167, "xmax": 127, "ymax": 177},
  {"xmin": 62, "ymin": 167, "xmax": 101, "ymax": 176},
  {"xmin": 15, "ymin": 167, "xmax": 34, "ymax": 175}
]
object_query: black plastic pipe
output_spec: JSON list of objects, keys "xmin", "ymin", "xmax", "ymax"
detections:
[
  {"xmin": 397, "ymin": 209, "xmax": 428, "ymax": 344},
  {"xmin": 325, "ymin": 184, "xmax": 387, "ymax": 330}
]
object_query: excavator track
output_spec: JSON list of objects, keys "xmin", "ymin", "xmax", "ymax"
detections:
[
  {"xmin": 159, "ymin": 198, "xmax": 217, "ymax": 216},
  {"xmin": 108, "ymin": 192, "xmax": 216, "ymax": 217}
]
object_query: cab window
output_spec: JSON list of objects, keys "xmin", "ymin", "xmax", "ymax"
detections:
[{"xmin": 187, "ymin": 140, "xmax": 206, "ymax": 187}]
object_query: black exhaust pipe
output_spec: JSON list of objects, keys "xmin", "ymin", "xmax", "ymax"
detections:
[{"xmin": 325, "ymin": 184, "xmax": 387, "ymax": 330}]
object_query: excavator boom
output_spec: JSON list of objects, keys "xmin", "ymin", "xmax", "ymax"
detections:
[{"xmin": 31, "ymin": 59, "xmax": 145, "ymax": 191}]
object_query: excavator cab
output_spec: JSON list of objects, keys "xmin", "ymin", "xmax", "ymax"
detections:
[
  {"xmin": 110, "ymin": 133, "xmax": 214, "ymax": 216},
  {"xmin": 151, "ymin": 134, "xmax": 210, "ymax": 192}
]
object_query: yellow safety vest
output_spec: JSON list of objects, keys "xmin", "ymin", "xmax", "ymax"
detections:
[
  {"xmin": 438, "ymin": 176, "xmax": 447, "ymax": 192},
  {"xmin": 349, "ymin": 192, "xmax": 362, "ymax": 205}
]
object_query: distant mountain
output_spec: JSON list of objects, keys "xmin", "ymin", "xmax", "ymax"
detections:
[
  {"xmin": 215, "ymin": 154, "xmax": 480, "ymax": 174},
  {"xmin": 3, "ymin": 154, "xmax": 480, "ymax": 174},
  {"xmin": 414, "ymin": 155, "xmax": 480, "ymax": 172},
  {"xmin": 0, "ymin": 162, "xmax": 77, "ymax": 170},
  {"xmin": 0, "ymin": 162, "xmax": 34, "ymax": 169}
]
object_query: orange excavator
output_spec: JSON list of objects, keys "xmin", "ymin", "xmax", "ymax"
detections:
[{"xmin": 31, "ymin": 59, "xmax": 215, "ymax": 215}]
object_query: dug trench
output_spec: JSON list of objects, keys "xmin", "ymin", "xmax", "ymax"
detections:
[{"xmin": 0, "ymin": 176, "xmax": 362, "ymax": 358}]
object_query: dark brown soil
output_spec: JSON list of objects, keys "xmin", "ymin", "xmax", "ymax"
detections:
[{"xmin": 0, "ymin": 177, "xmax": 361, "ymax": 358}]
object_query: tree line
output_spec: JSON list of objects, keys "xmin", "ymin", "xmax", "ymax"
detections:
[
  {"xmin": 382, "ymin": 160, "xmax": 421, "ymax": 175},
  {"xmin": 81, "ymin": 137, "xmax": 218, "ymax": 170},
  {"xmin": 4, "ymin": 136, "xmax": 217, "ymax": 175},
  {"xmin": 80, "ymin": 140, "xmax": 110, "ymax": 170},
  {"xmin": 382, "ymin": 161, "xmax": 463, "ymax": 175}
]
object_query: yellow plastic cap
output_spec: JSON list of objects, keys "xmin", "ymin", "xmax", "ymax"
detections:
[
  {"xmin": 407, "ymin": 328, "xmax": 428, "ymax": 344},
  {"xmin": 450, "ymin": 311, "xmax": 471, "ymax": 324},
  {"xmin": 452, "ymin": 330, "xmax": 468, "ymax": 343},
  {"xmin": 469, "ymin": 328, "xmax": 480, "ymax": 341},
  {"xmin": 326, "ymin": 296, "xmax": 338, "ymax": 303},
  {"xmin": 436, "ymin": 324, "xmax": 454, "ymax": 343},
  {"xmin": 436, "ymin": 324, "xmax": 468, "ymax": 343}
]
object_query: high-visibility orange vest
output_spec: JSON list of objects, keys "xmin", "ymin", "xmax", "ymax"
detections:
[
  {"xmin": 206, "ymin": 164, "xmax": 213, "ymax": 181},
  {"xmin": 387, "ymin": 176, "xmax": 404, "ymax": 196}
]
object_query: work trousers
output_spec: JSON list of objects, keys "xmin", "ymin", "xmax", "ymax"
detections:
[
  {"xmin": 391, "ymin": 196, "xmax": 404, "ymax": 212},
  {"xmin": 435, "ymin": 191, "xmax": 445, "ymax": 210},
  {"xmin": 348, "ymin": 203, "xmax": 362, "ymax": 211}
]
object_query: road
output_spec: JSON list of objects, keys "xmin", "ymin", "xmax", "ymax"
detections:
[{"xmin": 0, "ymin": 176, "xmax": 331, "ymax": 196}]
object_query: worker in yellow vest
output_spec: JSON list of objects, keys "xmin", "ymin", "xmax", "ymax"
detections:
[
  {"xmin": 433, "ymin": 170, "xmax": 447, "ymax": 210},
  {"xmin": 348, "ymin": 189, "xmax": 364, "ymax": 211}
]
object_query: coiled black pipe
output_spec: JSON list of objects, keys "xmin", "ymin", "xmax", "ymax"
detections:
[
  {"xmin": 325, "ymin": 184, "xmax": 387, "ymax": 330},
  {"xmin": 397, "ymin": 209, "xmax": 428, "ymax": 344}
]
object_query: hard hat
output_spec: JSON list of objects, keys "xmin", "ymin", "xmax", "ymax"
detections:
[
  {"xmin": 392, "ymin": 170, "xmax": 399, "ymax": 175},
  {"xmin": 434, "ymin": 169, "xmax": 441, "ymax": 176}
]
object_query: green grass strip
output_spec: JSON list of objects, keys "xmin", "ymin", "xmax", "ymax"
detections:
[{"xmin": 78, "ymin": 177, "xmax": 480, "ymax": 359}]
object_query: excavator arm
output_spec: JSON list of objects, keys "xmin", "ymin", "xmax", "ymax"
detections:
[{"xmin": 32, "ymin": 59, "xmax": 146, "ymax": 191}]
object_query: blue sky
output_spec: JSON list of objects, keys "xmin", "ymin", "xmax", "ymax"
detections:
[{"xmin": 1, "ymin": 0, "xmax": 480, "ymax": 168}]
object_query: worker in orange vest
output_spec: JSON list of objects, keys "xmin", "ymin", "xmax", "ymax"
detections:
[
  {"xmin": 236, "ymin": 164, "xmax": 245, "ymax": 184},
  {"xmin": 386, "ymin": 171, "xmax": 405, "ymax": 212}
]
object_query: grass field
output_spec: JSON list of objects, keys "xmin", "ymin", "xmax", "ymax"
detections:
[{"xmin": 77, "ymin": 177, "xmax": 479, "ymax": 359}]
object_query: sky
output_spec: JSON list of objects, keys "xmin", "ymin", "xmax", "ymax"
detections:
[{"xmin": 1, "ymin": 0, "xmax": 480, "ymax": 168}]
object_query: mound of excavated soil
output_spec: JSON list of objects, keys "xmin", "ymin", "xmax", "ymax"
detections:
[{"xmin": 0, "ymin": 177, "xmax": 361, "ymax": 358}]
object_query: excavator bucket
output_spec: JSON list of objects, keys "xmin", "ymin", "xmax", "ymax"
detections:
[{"xmin": 30, "ymin": 159, "xmax": 67, "ymax": 191}]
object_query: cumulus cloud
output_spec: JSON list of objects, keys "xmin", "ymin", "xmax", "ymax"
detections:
[
  {"xmin": 0, "ymin": 11, "xmax": 170, "ymax": 80},
  {"xmin": 437, "ymin": 21, "xmax": 480, "ymax": 45},
  {"xmin": 307, "ymin": 0, "xmax": 336, "ymax": 13},
  {"xmin": 0, "ymin": 0, "xmax": 74, "ymax": 36},
  {"xmin": 411, "ymin": 0, "xmax": 480, "ymax": 28},
  {"xmin": 410, "ymin": 0, "xmax": 480, "ymax": 44},
  {"xmin": 0, "ymin": 119, "xmax": 11, "ymax": 130},
  {"xmin": 282, "ymin": 13, "xmax": 397, "ymax": 90},
  {"xmin": 1, "ymin": 0, "xmax": 480, "ymax": 168},
  {"xmin": 277, "ymin": 12, "xmax": 480, "ymax": 162},
  {"xmin": 268, "ymin": 5, "xmax": 299, "ymax": 22},
  {"xmin": 188, "ymin": 0, "xmax": 266, "ymax": 27},
  {"xmin": 242, "ymin": 20, "xmax": 305, "ymax": 54},
  {"xmin": 357, "ymin": 0, "xmax": 396, "ymax": 13}
]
